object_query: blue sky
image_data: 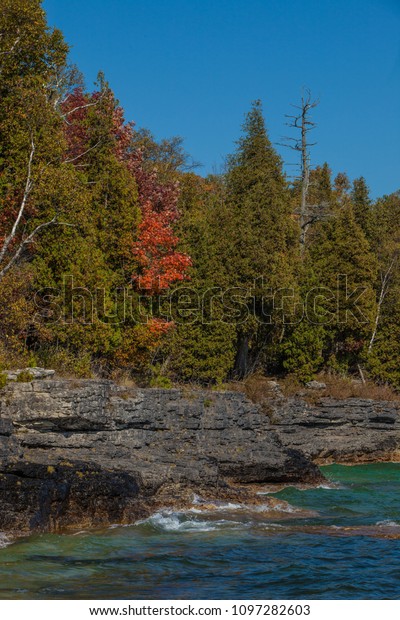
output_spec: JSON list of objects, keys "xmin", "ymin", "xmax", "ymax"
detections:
[{"xmin": 44, "ymin": 0, "xmax": 400, "ymax": 198}]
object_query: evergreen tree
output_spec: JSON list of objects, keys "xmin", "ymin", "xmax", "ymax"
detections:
[
  {"xmin": 310, "ymin": 205, "xmax": 377, "ymax": 374},
  {"xmin": 221, "ymin": 100, "xmax": 299, "ymax": 377},
  {"xmin": 164, "ymin": 173, "xmax": 236, "ymax": 384},
  {"xmin": 351, "ymin": 177, "xmax": 372, "ymax": 238},
  {"xmin": 367, "ymin": 192, "xmax": 400, "ymax": 387}
]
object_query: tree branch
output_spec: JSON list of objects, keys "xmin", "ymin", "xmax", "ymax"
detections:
[
  {"xmin": 0, "ymin": 136, "xmax": 35, "ymax": 264},
  {"xmin": 63, "ymin": 140, "xmax": 103, "ymax": 164},
  {"xmin": 0, "ymin": 218, "xmax": 75, "ymax": 282}
]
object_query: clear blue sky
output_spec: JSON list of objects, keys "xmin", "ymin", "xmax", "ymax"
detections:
[{"xmin": 44, "ymin": 0, "xmax": 400, "ymax": 198}]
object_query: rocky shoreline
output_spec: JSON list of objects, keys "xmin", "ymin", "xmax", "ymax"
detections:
[{"xmin": 0, "ymin": 378, "xmax": 399, "ymax": 537}]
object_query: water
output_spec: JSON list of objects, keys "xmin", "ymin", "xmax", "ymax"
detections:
[{"xmin": 1, "ymin": 464, "xmax": 400, "ymax": 599}]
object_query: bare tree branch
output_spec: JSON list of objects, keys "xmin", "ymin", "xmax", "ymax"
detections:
[
  {"xmin": 0, "ymin": 217, "xmax": 75, "ymax": 282},
  {"xmin": 0, "ymin": 134, "xmax": 79, "ymax": 281},
  {"xmin": 368, "ymin": 256, "xmax": 397, "ymax": 354},
  {"xmin": 63, "ymin": 140, "xmax": 103, "ymax": 165},
  {"xmin": 0, "ymin": 136, "xmax": 35, "ymax": 264},
  {"xmin": 280, "ymin": 90, "xmax": 322, "ymax": 255},
  {"xmin": 0, "ymin": 35, "xmax": 20, "ymax": 56},
  {"xmin": 61, "ymin": 88, "xmax": 106, "ymax": 123}
]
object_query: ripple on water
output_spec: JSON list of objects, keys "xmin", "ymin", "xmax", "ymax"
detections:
[{"xmin": 1, "ymin": 464, "xmax": 400, "ymax": 600}]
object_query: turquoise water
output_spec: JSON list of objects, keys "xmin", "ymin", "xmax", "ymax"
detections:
[{"xmin": 1, "ymin": 464, "xmax": 400, "ymax": 599}]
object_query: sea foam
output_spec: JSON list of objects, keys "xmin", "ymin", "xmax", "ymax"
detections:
[
  {"xmin": 0, "ymin": 533, "xmax": 11, "ymax": 549},
  {"xmin": 138, "ymin": 510, "xmax": 245, "ymax": 532}
]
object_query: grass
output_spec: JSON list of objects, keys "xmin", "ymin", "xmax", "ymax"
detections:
[
  {"xmin": 223, "ymin": 373, "xmax": 278, "ymax": 405},
  {"xmin": 280, "ymin": 373, "xmax": 400, "ymax": 402},
  {"xmin": 222, "ymin": 372, "xmax": 400, "ymax": 404}
]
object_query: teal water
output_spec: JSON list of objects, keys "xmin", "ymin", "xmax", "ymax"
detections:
[{"xmin": 1, "ymin": 464, "xmax": 400, "ymax": 599}]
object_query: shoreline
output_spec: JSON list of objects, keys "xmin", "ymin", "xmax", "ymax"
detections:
[{"xmin": 0, "ymin": 378, "xmax": 399, "ymax": 538}]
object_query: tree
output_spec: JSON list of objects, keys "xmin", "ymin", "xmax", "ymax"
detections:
[
  {"xmin": 281, "ymin": 91, "xmax": 330, "ymax": 254},
  {"xmin": 366, "ymin": 192, "xmax": 400, "ymax": 387},
  {"xmin": 220, "ymin": 100, "xmax": 299, "ymax": 378},
  {"xmin": 310, "ymin": 204, "xmax": 377, "ymax": 374},
  {"xmin": 164, "ymin": 172, "xmax": 237, "ymax": 384},
  {"xmin": 44, "ymin": 80, "xmax": 192, "ymax": 374},
  {"xmin": 351, "ymin": 176, "xmax": 372, "ymax": 237},
  {"xmin": 0, "ymin": 0, "xmax": 73, "ymax": 282}
]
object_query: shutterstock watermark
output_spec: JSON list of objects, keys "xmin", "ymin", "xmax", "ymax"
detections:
[{"xmin": 33, "ymin": 274, "xmax": 370, "ymax": 327}]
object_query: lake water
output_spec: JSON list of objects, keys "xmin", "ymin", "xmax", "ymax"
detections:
[{"xmin": 1, "ymin": 464, "xmax": 400, "ymax": 599}]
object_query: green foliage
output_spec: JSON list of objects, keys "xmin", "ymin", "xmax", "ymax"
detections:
[
  {"xmin": 282, "ymin": 322, "xmax": 325, "ymax": 383},
  {"xmin": 168, "ymin": 320, "xmax": 236, "ymax": 385},
  {"xmin": 351, "ymin": 177, "xmax": 372, "ymax": 237},
  {"xmin": 0, "ymin": 374, "xmax": 7, "ymax": 390},
  {"xmin": 309, "ymin": 204, "xmax": 377, "ymax": 371},
  {"xmin": 149, "ymin": 367, "xmax": 173, "ymax": 389},
  {"xmin": 16, "ymin": 370, "xmax": 34, "ymax": 383},
  {"xmin": 0, "ymin": 2, "xmax": 399, "ymax": 392},
  {"xmin": 217, "ymin": 101, "xmax": 299, "ymax": 377},
  {"xmin": 365, "ymin": 192, "xmax": 400, "ymax": 388},
  {"xmin": 37, "ymin": 348, "xmax": 93, "ymax": 378}
]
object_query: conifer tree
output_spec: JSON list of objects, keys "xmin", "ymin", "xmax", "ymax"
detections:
[
  {"xmin": 221, "ymin": 101, "xmax": 299, "ymax": 377},
  {"xmin": 367, "ymin": 191, "xmax": 400, "ymax": 387},
  {"xmin": 310, "ymin": 205, "xmax": 377, "ymax": 374},
  {"xmin": 351, "ymin": 177, "xmax": 372, "ymax": 238}
]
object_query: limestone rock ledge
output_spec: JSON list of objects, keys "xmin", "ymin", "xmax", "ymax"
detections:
[
  {"xmin": 0, "ymin": 380, "xmax": 322, "ymax": 536},
  {"xmin": 268, "ymin": 396, "xmax": 400, "ymax": 464}
]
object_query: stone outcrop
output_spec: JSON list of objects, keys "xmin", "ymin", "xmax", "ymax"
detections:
[
  {"xmin": 0, "ymin": 378, "xmax": 399, "ymax": 536},
  {"xmin": 268, "ymin": 395, "xmax": 400, "ymax": 464},
  {"xmin": 2, "ymin": 367, "xmax": 55, "ymax": 381},
  {"xmin": 0, "ymin": 380, "xmax": 322, "ymax": 535}
]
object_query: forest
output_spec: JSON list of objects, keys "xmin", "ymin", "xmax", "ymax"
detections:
[{"xmin": 0, "ymin": 0, "xmax": 399, "ymax": 390}]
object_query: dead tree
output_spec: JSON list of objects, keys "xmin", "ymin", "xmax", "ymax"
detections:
[{"xmin": 280, "ymin": 90, "xmax": 321, "ymax": 255}]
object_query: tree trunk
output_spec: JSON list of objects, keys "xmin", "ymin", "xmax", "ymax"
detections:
[{"xmin": 234, "ymin": 332, "xmax": 249, "ymax": 379}]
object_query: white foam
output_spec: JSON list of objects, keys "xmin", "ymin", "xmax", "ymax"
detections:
[
  {"xmin": 0, "ymin": 533, "xmax": 11, "ymax": 549},
  {"xmin": 266, "ymin": 502, "xmax": 301, "ymax": 513},
  {"xmin": 186, "ymin": 502, "xmax": 245, "ymax": 514},
  {"xmin": 262, "ymin": 526, "xmax": 286, "ymax": 532},
  {"xmin": 316, "ymin": 482, "xmax": 345, "ymax": 490},
  {"xmin": 257, "ymin": 482, "xmax": 344, "ymax": 494},
  {"xmin": 188, "ymin": 500, "xmax": 298, "ymax": 514},
  {"xmin": 376, "ymin": 520, "xmax": 400, "ymax": 527},
  {"xmin": 139, "ymin": 510, "xmax": 243, "ymax": 533}
]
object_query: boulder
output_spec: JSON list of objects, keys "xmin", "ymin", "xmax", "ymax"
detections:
[
  {"xmin": 305, "ymin": 380, "xmax": 327, "ymax": 390},
  {"xmin": 2, "ymin": 367, "xmax": 55, "ymax": 382}
]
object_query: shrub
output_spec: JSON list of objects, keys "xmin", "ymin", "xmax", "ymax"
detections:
[{"xmin": 16, "ymin": 371, "xmax": 34, "ymax": 383}]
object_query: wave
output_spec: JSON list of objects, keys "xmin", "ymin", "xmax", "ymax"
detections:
[
  {"xmin": 138, "ymin": 510, "xmax": 244, "ymax": 533},
  {"xmin": 317, "ymin": 482, "xmax": 345, "ymax": 490},
  {"xmin": 0, "ymin": 533, "xmax": 11, "ymax": 549},
  {"xmin": 257, "ymin": 481, "xmax": 344, "ymax": 494},
  {"xmin": 135, "ymin": 495, "xmax": 308, "ymax": 533},
  {"xmin": 190, "ymin": 495, "xmax": 302, "ymax": 514},
  {"xmin": 265, "ymin": 501, "xmax": 301, "ymax": 513},
  {"xmin": 376, "ymin": 520, "xmax": 400, "ymax": 527}
]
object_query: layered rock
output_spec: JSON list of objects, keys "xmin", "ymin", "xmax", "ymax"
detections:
[
  {"xmin": 1, "ymin": 378, "xmax": 398, "ymax": 536},
  {"xmin": 0, "ymin": 380, "xmax": 322, "ymax": 535},
  {"xmin": 268, "ymin": 395, "xmax": 400, "ymax": 463}
]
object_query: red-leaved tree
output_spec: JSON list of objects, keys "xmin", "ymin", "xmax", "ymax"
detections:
[{"xmin": 62, "ymin": 84, "xmax": 191, "ymax": 357}]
